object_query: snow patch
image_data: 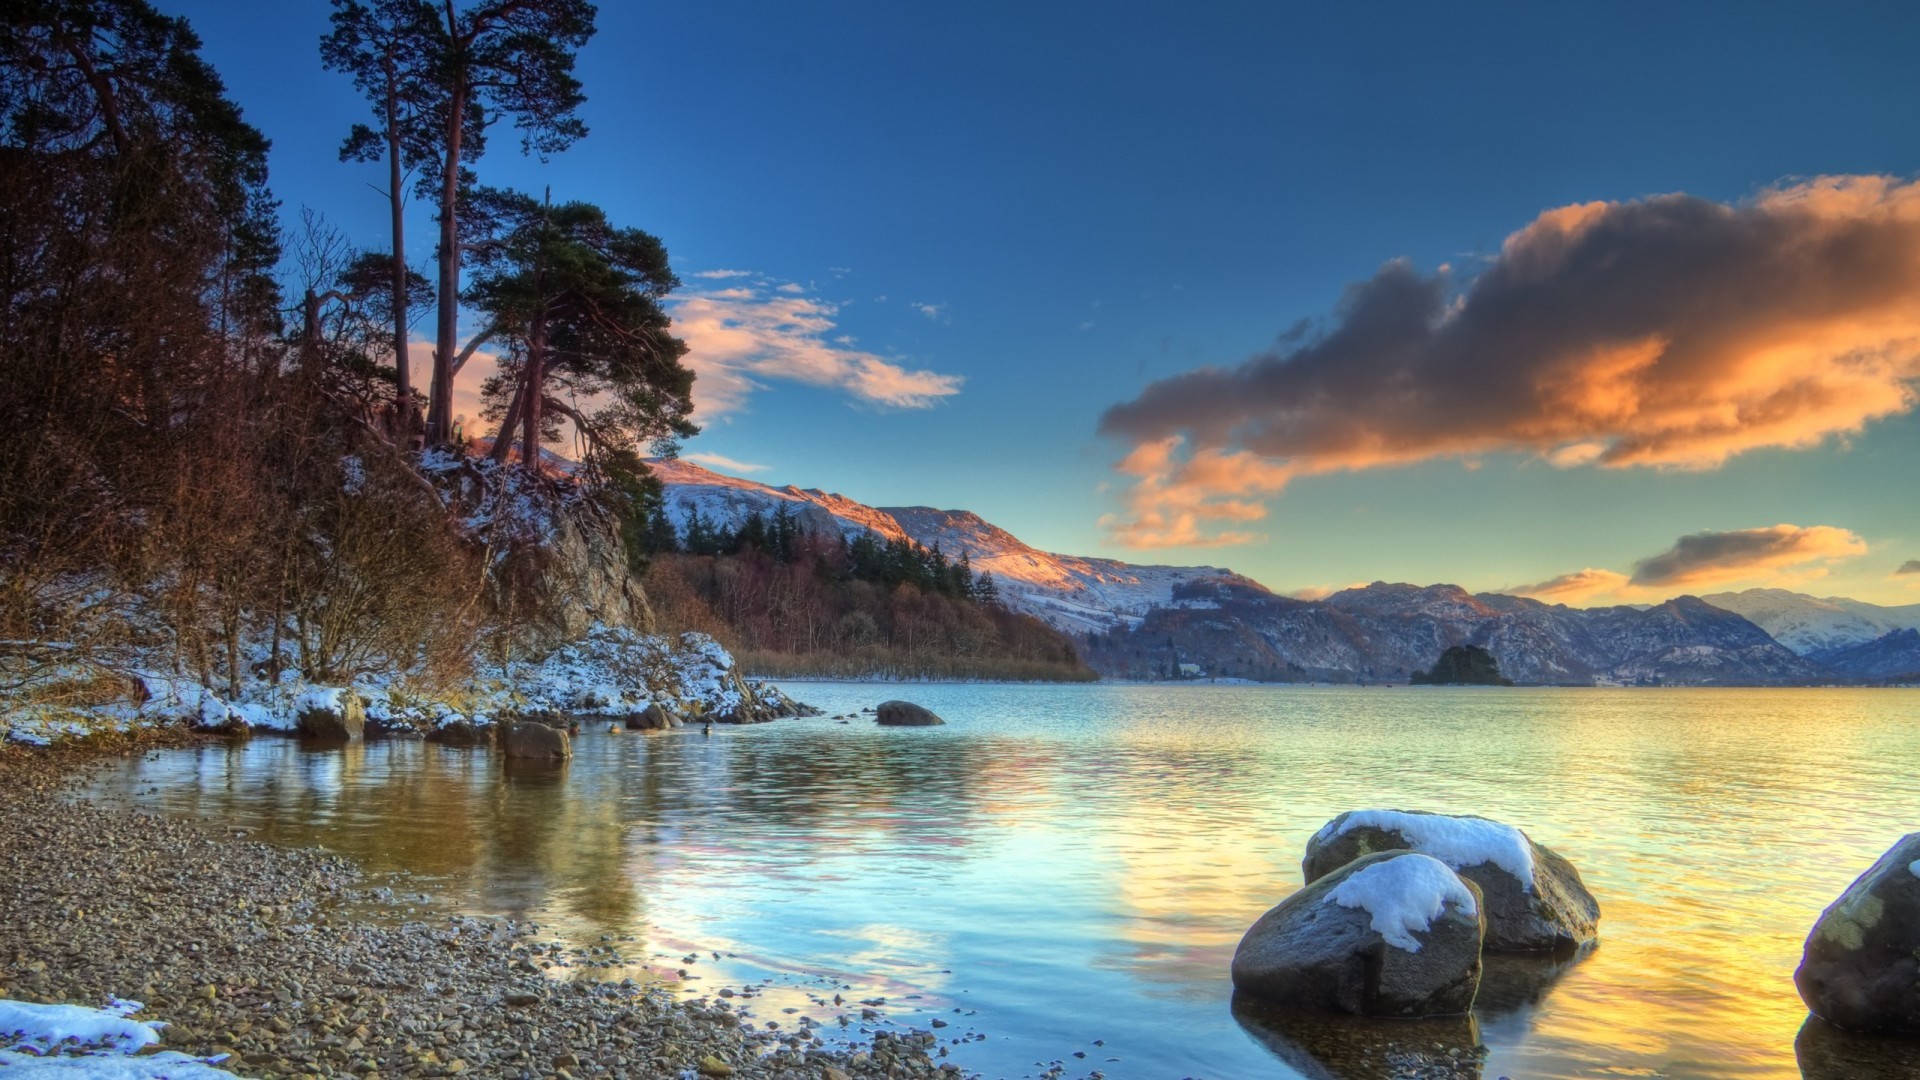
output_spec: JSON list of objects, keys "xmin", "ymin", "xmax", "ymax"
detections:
[
  {"xmin": 0, "ymin": 998, "xmax": 244, "ymax": 1077},
  {"xmin": 1317, "ymin": 809, "xmax": 1537, "ymax": 888},
  {"xmin": 1325, "ymin": 853, "xmax": 1478, "ymax": 953},
  {"xmin": 1909, "ymin": 858, "xmax": 1920, "ymax": 880}
]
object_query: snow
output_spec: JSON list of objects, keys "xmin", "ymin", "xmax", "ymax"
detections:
[
  {"xmin": 1316, "ymin": 810, "xmax": 1537, "ymax": 887},
  {"xmin": 292, "ymin": 687, "xmax": 344, "ymax": 716},
  {"xmin": 1325, "ymin": 853, "xmax": 1478, "ymax": 953},
  {"xmin": 339, "ymin": 455, "xmax": 365, "ymax": 496},
  {"xmin": 0, "ymin": 998, "xmax": 244, "ymax": 1077},
  {"xmin": 1910, "ymin": 859, "xmax": 1920, "ymax": 880},
  {"xmin": 0, "ymin": 999, "xmax": 159, "ymax": 1055}
]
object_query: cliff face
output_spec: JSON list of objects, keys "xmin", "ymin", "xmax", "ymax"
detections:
[{"xmin": 424, "ymin": 453, "xmax": 653, "ymax": 653}]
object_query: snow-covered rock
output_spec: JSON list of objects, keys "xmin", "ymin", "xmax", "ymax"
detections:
[
  {"xmin": 1796, "ymin": 833, "xmax": 1920, "ymax": 1034},
  {"xmin": 1231, "ymin": 850, "xmax": 1485, "ymax": 1016},
  {"xmin": 1304, "ymin": 809, "xmax": 1600, "ymax": 952}
]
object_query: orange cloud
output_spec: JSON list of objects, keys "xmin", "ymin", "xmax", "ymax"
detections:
[
  {"xmin": 1100, "ymin": 176, "xmax": 1920, "ymax": 546},
  {"xmin": 1508, "ymin": 525, "xmax": 1868, "ymax": 606},
  {"xmin": 669, "ymin": 282, "xmax": 963, "ymax": 416}
]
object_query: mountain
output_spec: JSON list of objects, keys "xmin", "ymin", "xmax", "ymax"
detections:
[
  {"xmin": 1081, "ymin": 580, "xmax": 1824, "ymax": 686},
  {"xmin": 1698, "ymin": 588, "xmax": 1920, "ymax": 655},
  {"xmin": 648, "ymin": 459, "xmax": 1850, "ymax": 686},
  {"xmin": 647, "ymin": 458, "xmax": 1254, "ymax": 633},
  {"xmin": 1809, "ymin": 628, "xmax": 1920, "ymax": 682}
]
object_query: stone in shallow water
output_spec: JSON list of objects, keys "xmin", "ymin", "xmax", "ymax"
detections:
[
  {"xmin": 1231, "ymin": 994, "xmax": 1485, "ymax": 1080},
  {"xmin": 875, "ymin": 701, "xmax": 943, "ymax": 726},
  {"xmin": 1796, "ymin": 832, "xmax": 1920, "ymax": 1034},
  {"xmin": 501, "ymin": 721, "xmax": 571, "ymax": 761},
  {"xmin": 1303, "ymin": 809, "xmax": 1600, "ymax": 953},
  {"xmin": 1232, "ymin": 850, "xmax": 1484, "ymax": 1017}
]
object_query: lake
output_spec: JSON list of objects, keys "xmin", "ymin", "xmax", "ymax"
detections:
[{"xmin": 79, "ymin": 684, "xmax": 1920, "ymax": 1079}]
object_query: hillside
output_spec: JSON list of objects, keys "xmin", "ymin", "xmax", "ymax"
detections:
[
  {"xmin": 1080, "ymin": 581, "xmax": 1828, "ymax": 686},
  {"xmin": 648, "ymin": 458, "xmax": 1254, "ymax": 633}
]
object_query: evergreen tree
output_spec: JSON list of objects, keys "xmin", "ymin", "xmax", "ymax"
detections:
[{"xmin": 416, "ymin": 0, "xmax": 597, "ymax": 445}]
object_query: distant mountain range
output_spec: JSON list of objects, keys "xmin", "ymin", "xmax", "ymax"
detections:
[{"xmin": 649, "ymin": 458, "xmax": 1920, "ymax": 686}]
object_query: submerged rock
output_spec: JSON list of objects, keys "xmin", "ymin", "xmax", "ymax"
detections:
[
  {"xmin": 875, "ymin": 701, "xmax": 944, "ymax": 726},
  {"xmin": 1796, "ymin": 1013, "xmax": 1920, "ymax": 1079},
  {"xmin": 295, "ymin": 690, "xmax": 364, "ymax": 742},
  {"xmin": 1304, "ymin": 809, "xmax": 1599, "ymax": 952},
  {"xmin": 502, "ymin": 720, "xmax": 572, "ymax": 761},
  {"xmin": 1232, "ymin": 850, "xmax": 1484, "ymax": 1016},
  {"xmin": 1796, "ymin": 833, "xmax": 1920, "ymax": 1034},
  {"xmin": 1232, "ymin": 994, "xmax": 1485, "ymax": 1080},
  {"xmin": 625, "ymin": 703, "xmax": 676, "ymax": 731}
]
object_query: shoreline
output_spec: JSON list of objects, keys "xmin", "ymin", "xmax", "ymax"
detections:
[{"xmin": 0, "ymin": 736, "xmax": 961, "ymax": 1080}]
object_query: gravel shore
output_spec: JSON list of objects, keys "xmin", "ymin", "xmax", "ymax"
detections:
[{"xmin": 0, "ymin": 735, "xmax": 963, "ymax": 1080}]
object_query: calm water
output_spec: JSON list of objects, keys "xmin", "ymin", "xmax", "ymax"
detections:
[{"xmin": 79, "ymin": 684, "xmax": 1920, "ymax": 1079}]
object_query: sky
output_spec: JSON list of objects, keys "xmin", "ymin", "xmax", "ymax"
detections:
[{"xmin": 172, "ymin": 1, "xmax": 1920, "ymax": 605}]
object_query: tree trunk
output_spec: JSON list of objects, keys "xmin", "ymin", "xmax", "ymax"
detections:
[
  {"xmin": 385, "ymin": 53, "xmax": 413, "ymax": 429},
  {"xmin": 428, "ymin": 59, "xmax": 467, "ymax": 446},
  {"xmin": 490, "ymin": 371, "xmax": 528, "ymax": 464},
  {"xmin": 521, "ymin": 309, "xmax": 546, "ymax": 469}
]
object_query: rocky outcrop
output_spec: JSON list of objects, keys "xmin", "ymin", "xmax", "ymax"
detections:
[
  {"xmin": 501, "ymin": 721, "xmax": 571, "ymax": 761},
  {"xmin": 1232, "ymin": 851, "xmax": 1484, "ymax": 1016},
  {"xmin": 295, "ymin": 691, "xmax": 364, "ymax": 742},
  {"xmin": 1796, "ymin": 834, "xmax": 1920, "ymax": 1033},
  {"xmin": 876, "ymin": 701, "xmax": 944, "ymax": 726},
  {"xmin": 1304, "ymin": 810, "xmax": 1599, "ymax": 953}
]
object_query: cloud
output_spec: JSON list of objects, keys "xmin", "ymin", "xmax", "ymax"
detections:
[
  {"xmin": 1893, "ymin": 559, "xmax": 1920, "ymax": 576},
  {"xmin": 692, "ymin": 269, "xmax": 753, "ymax": 280},
  {"xmin": 910, "ymin": 301, "xmax": 948, "ymax": 322},
  {"xmin": 683, "ymin": 451, "xmax": 770, "ymax": 474},
  {"xmin": 669, "ymin": 281, "xmax": 963, "ymax": 416},
  {"xmin": 776, "ymin": 282, "xmax": 806, "ymax": 294},
  {"xmin": 1508, "ymin": 568, "xmax": 1634, "ymax": 604},
  {"xmin": 1098, "ymin": 176, "xmax": 1920, "ymax": 546},
  {"xmin": 1509, "ymin": 524, "xmax": 1867, "ymax": 605}
]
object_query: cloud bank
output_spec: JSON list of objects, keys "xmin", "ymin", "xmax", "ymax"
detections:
[
  {"xmin": 1896, "ymin": 559, "xmax": 1920, "ymax": 576},
  {"xmin": 1099, "ymin": 176, "xmax": 1920, "ymax": 547},
  {"xmin": 669, "ymin": 279, "xmax": 963, "ymax": 417},
  {"xmin": 683, "ymin": 451, "xmax": 770, "ymax": 474},
  {"xmin": 1509, "ymin": 524, "xmax": 1868, "ymax": 604}
]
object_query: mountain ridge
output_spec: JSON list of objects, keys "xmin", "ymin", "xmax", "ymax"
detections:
[{"xmin": 647, "ymin": 458, "xmax": 1911, "ymax": 686}]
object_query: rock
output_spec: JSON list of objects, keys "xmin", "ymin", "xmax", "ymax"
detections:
[
  {"xmin": 427, "ymin": 720, "xmax": 490, "ymax": 747},
  {"xmin": 1232, "ymin": 850, "xmax": 1484, "ymax": 1016},
  {"xmin": 296, "ymin": 692, "xmax": 365, "ymax": 742},
  {"xmin": 1795, "ymin": 833, "xmax": 1920, "ymax": 1033},
  {"xmin": 501, "ymin": 721, "xmax": 571, "ymax": 761},
  {"xmin": 1232, "ymin": 994, "xmax": 1485, "ymax": 1080},
  {"xmin": 1303, "ymin": 809, "xmax": 1599, "ymax": 952},
  {"xmin": 875, "ymin": 700, "xmax": 944, "ymax": 726},
  {"xmin": 696, "ymin": 1054, "xmax": 734, "ymax": 1076},
  {"xmin": 1796, "ymin": 1014, "xmax": 1920, "ymax": 1079},
  {"xmin": 624, "ymin": 703, "xmax": 674, "ymax": 731}
]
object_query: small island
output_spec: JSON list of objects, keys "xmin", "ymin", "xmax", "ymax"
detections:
[{"xmin": 1410, "ymin": 645, "xmax": 1515, "ymax": 686}]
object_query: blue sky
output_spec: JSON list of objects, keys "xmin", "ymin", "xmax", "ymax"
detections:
[{"xmin": 175, "ymin": 1, "xmax": 1920, "ymax": 603}]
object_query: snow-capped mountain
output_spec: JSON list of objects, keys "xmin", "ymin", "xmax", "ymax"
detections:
[
  {"xmin": 1697, "ymin": 588, "xmax": 1920, "ymax": 655},
  {"xmin": 647, "ymin": 458, "xmax": 1253, "ymax": 632}
]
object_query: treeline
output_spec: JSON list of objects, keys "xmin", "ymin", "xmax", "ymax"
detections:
[{"xmin": 641, "ymin": 511, "xmax": 1092, "ymax": 682}]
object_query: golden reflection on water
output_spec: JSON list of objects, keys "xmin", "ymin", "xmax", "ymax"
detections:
[{"xmin": 84, "ymin": 686, "xmax": 1920, "ymax": 1080}]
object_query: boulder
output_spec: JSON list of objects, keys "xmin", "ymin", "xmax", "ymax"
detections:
[
  {"xmin": 428, "ymin": 720, "xmax": 491, "ymax": 747},
  {"xmin": 1232, "ymin": 850, "xmax": 1485, "ymax": 1017},
  {"xmin": 1796, "ymin": 833, "xmax": 1920, "ymax": 1034},
  {"xmin": 502, "ymin": 720, "xmax": 572, "ymax": 761},
  {"xmin": 295, "ymin": 691, "xmax": 364, "ymax": 742},
  {"xmin": 875, "ymin": 700, "xmax": 944, "ymax": 726},
  {"xmin": 1304, "ymin": 809, "xmax": 1599, "ymax": 952},
  {"xmin": 625, "ymin": 703, "xmax": 674, "ymax": 731}
]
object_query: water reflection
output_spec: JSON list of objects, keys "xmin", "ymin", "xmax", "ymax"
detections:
[
  {"xmin": 1794, "ymin": 1015, "xmax": 1920, "ymax": 1080},
  {"xmin": 77, "ymin": 684, "xmax": 1920, "ymax": 1080}
]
